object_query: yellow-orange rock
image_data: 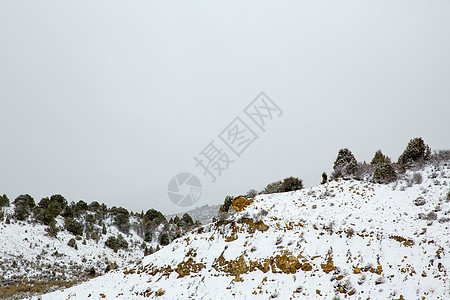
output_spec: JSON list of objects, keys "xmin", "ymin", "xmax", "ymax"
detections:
[{"xmin": 231, "ymin": 197, "xmax": 254, "ymax": 212}]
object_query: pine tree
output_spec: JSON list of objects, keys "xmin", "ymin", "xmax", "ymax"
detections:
[{"xmin": 321, "ymin": 172, "xmax": 328, "ymax": 184}]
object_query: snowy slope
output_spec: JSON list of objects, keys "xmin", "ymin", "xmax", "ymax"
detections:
[
  {"xmin": 37, "ymin": 163, "xmax": 450, "ymax": 299},
  {"xmin": 0, "ymin": 214, "xmax": 148, "ymax": 288}
]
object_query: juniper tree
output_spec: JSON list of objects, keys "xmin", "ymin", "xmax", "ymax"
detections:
[{"xmin": 332, "ymin": 148, "xmax": 358, "ymax": 179}]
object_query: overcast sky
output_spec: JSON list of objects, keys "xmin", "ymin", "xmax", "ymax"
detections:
[{"xmin": 1, "ymin": 1, "xmax": 449, "ymax": 214}]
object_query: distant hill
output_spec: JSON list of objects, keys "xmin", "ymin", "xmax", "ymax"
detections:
[{"xmin": 166, "ymin": 204, "xmax": 220, "ymax": 225}]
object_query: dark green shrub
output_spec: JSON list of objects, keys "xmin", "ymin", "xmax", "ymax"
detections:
[
  {"xmin": 372, "ymin": 163, "xmax": 397, "ymax": 184},
  {"xmin": 144, "ymin": 246, "xmax": 154, "ymax": 256},
  {"xmin": 50, "ymin": 194, "xmax": 68, "ymax": 208},
  {"xmin": 332, "ymin": 148, "xmax": 358, "ymax": 178},
  {"xmin": 86, "ymin": 213, "xmax": 95, "ymax": 224},
  {"xmin": 45, "ymin": 221, "xmax": 59, "ymax": 238},
  {"xmin": 261, "ymin": 181, "xmax": 283, "ymax": 194},
  {"xmin": 104, "ymin": 236, "xmax": 116, "ymax": 251},
  {"xmin": 398, "ymin": 137, "xmax": 431, "ymax": 168},
  {"xmin": 13, "ymin": 194, "xmax": 35, "ymax": 220},
  {"xmin": 321, "ymin": 172, "xmax": 327, "ymax": 184},
  {"xmin": 261, "ymin": 177, "xmax": 303, "ymax": 194},
  {"xmin": 144, "ymin": 223, "xmax": 152, "ymax": 242},
  {"xmin": 159, "ymin": 232, "xmax": 170, "ymax": 246},
  {"xmin": 219, "ymin": 196, "xmax": 233, "ymax": 213},
  {"xmin": 144, "ymin": 209, "xmax": 166, "ymax": 225},
  {"xmin": 110, "ymin": 207, "xmax": 130, "ymax": 234},
  {"xmin": 371, "ymin": 150, "xmax": 391, "ymax": 165},
  {"xmin": 65, "ymin": 218, "xmax": 84, "ymax": 236},
  {"xmin": 89, "ymin": 230, "xmax": 100, "ymax": 243},
  {"xmin": 88, "ymin": 201, "xmax": 101, "ymax": 212},
  {"xmin": 180, "ymin": 213, "xmax": 194, "ymax": 229},
  {"xmin": 72, "ymin": 200, "xmax": 88, "ymax": 217},
  {"xmin": 67, "ymin": 238, "xmax": 78, "ymax": 250},
  {"xmin": 61, "ymin": 205, "xmax": 74, "ymax": 219},
  {"xmin": 105, "ymin": 234, "xmax": 128, "ymax": 252},
  {"xmin": 172, "ymin": 216, "xmax": 180, "ymax": 225},
  {"xmin": 34, "ymin": 195, "xmax": 67, "ymax": 225},
  {"xmin": 0, "ymin": 194, "xmax": 10, "ymax": 207},
  {"xmin": 280, "ymin": 177, "xmax": 303, "ymax": 192}
]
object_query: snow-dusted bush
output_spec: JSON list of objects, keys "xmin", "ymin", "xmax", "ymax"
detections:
[
  {"xmin": 245, "ymin": 189, "xmax": 258, "ymax": 199},
  {"xmin": 372, "ymin": 163, "xmax": 397, "ymax": 184},
  {"xmin": 159, "ymin": 232, "xmax": 170, "ymax": 246},
  {"xmin": 398, "ymin": 137, "xmax": 431, "ymax": 169},
  {"xmin": 261, "ymin": 177, "xmax": 303, "ymax": 194},
  {"xmin": 34, "ymin": 195, "xmax": 67, "ymax": 225},
  {"xmin": 418, "ymin": 211, "xmax": 437, "ymax": 221},
  {"xmin": 332, "ymin": 148, "xmax": 358, "ymax": 179},
  {"xmin": 67, "ymin": 238, "xmax": 78, "ymax": 250},
  {"xmin": 413, "ymin": 196, "xmax": 426, "ymax": 206},
  {"xmin": 105, "ymin": 234, "xmax": 128, "ymax": 252},
  {"xmin": 109, "ymin": 206, "xmax": 130, "ymax": 234},
  {"xmin": 371, "ymin": 150, "xmax": 391, "ymax": 166},
  {"xmin": 145, "ymin": 209, "xmax": 167, "ymax": 225},
  {"xmin": 412, "ymin": 173, "xmax": 423, "ymax": 185},
  {"xmin": 13, "ymin": 194, "xmax": 35, "ymax": 221},
  {"xmin": 65, "ymin": 218, "xmax": 84, "ymax": 236},
  {"xmin": 261, "ymin": 180, "xmax": 283, "ymax": 194},
  {"xmin": 280, "ymin": 177, "xmax": 304, "ymax": 192}
]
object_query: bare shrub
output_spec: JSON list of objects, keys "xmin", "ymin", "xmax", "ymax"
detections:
[
  {"xmin": 418, "ymin": 211, "xmax": 437, "ymax": 221},
  {"xmin": 276, "ymin": 236, "xmax": 283, "ymax": 245},
  {"xmin": 412, "ymin": 173, "xmax": 423, "ymax": 185},
  {"xmin": 345, "ymin": 228, "xmax": 355, "ymax": 238},
  {"xmin": 438, "ymin": 217, "xmax": 450, "ymax": 224},
  {"xmin": 413, "ymin": 197, "xmax": 426, "ymax": 206},
  {"xmin": 245, "ymin": 189, "xmax": 258, "ymax": 199}
]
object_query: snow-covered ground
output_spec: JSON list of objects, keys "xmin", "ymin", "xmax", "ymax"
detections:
[
  {"xmin": 37, "ymin": 163, "xmax": 450, "ymax": 299},
  {"xmin": 0, "ymin": 213, "xmax": 148, "ymax": 287}
]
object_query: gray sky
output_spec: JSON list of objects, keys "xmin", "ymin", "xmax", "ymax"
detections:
[{"xmin": 1, "ymin": 1, "xmax": 449, "ymax": 214}]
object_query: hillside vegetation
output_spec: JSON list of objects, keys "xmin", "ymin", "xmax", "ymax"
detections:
[
  {"xmin": 34, "ymin": 138, "xmax": 450, "ymax": 299},
  {"xmin": 0, "ymin": 196, "xmax": 199, "ymax": 298}
]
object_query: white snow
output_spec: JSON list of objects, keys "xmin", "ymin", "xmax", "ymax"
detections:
[{"xmin": 35, "ymin": 163, "xmax": 450, "ymax": 299}]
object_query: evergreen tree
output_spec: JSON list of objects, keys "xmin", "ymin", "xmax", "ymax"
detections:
[
  {"xmin": 332, "ymin": 148, "xmax": 358, "ymax": 178},
  {"xmin": 0, "ymin": 194, "xmax": 10, "ymax": 207},
  {"xmin": 321, "ymin": 172, "xmax": 328, "ymax": 184},
  {"xmin": 371, "ymin": 150, "xmax": 391, "ymax": 165},
  {"xmin": 13, "ymin": 194, "xmax": 35, "ymax": 220},
  {"xmin": 398, "ymin": 137, "xmax": 431, "ymax": 168}
]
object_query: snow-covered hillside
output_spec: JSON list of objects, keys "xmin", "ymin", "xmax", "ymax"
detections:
[
  {"xmin": 0, "ymin": 213, "xmax": 147, "ymax": 288},
  {"xmin": 38, "ymin": 163, "xmax": 450, "ymax": 299}
]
